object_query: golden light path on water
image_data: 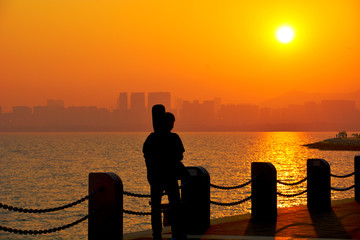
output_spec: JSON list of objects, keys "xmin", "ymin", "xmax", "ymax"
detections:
[
  {"xmin": 0, "ymin": 132, "xmax": 358, "ymax": 239},
  {"xmin": 181, "ymin": 132, "xmax": 355, "ymax": 218}
]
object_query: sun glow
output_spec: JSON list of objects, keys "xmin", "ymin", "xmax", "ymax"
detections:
[{"xmin": 276, "ymin": 26, "xmax": 295, "ymax": 44}]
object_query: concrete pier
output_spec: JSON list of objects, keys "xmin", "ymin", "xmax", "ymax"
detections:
[{"xmin": 124, "ymin": 198, "xmax": 360, "ymax": 240}]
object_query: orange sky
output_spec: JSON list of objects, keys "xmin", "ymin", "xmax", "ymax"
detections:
[{"xmin": 0, "ymin": 0, "xmax": 359, "ymax": 112}]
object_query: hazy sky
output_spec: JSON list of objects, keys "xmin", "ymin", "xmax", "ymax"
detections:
[{"xmin": 1, "ymin": 0, "xmax": 359, "ymax": 112}]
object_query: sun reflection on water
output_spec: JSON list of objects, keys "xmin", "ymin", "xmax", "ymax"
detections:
[{"xmin": 0, "ymin": 132, "xmax": 357, "ymax": 239}]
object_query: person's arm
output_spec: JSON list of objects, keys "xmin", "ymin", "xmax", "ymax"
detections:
[
  {"xmin": 143, "ymin": 134, "xmax": 154, "ymax": 167},
  {"xmin": 173, "ymin": 133, "xmax": 185, "ymax": 161}
]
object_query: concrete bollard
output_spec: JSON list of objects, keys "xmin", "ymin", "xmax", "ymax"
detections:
[
  {"xmin": 355, "ymin": 156, "xmax": 360, "ymax": 203},
  {"xmin": 251, "ymin": 162, "xmax": 277, "ymax": 221},
  {"xmin": 181, "ymin": 167, "xmax": 210, "ymax": 234},
  {"xmin": 307, "ymin": 159, "xmax": 331, "ymax": 212},
  {"xmin": 88, "ymin": 172, "xmax": 123, "ymax": 240}
]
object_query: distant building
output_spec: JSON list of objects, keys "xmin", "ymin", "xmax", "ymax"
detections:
[
  {"xmin": 129, "ymin": 92, "xmax": 148, "ymax": 130},
  {"xmin": 13, "ymin": 106, "xmax": 32, "ymax": 116},
  {"xmin": 320, "ymin": 100, "xmax": 356, "ymax": 123},
  {"xmin": 47, "ymin": 99, "xmax": 65, "ymax": 108},
  {"xmin": 117, "ymin": 92, "xmax": 128, "ymax": 111},
  {"xmin": 179, "ymin": 100, "xmax": 216, "ymax": 130},
  {"xmin": 148, "ymin": 92, "xmax": 171, "ymax": 110},
  {"xmin": 130, "ymin": 92, "xmax": 146, "ymax": 111},
  {"xmin": 218, "ymin": 104, "xmax": 259, "ymax": 126},
  {"xmin": 283, "ymin": 104, "xmax": 305, "ymax": 123},
  {"xmin": 259, "ymin": 107, "xmax": 271, "ymax": 123},
  {"xmin": 11, "ymin": 106, "xmax": 33, "ymax": 128}
]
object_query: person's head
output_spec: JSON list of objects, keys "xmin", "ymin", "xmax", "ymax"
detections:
[
  {"xmin": 152, "ymin": 104, "xmax": 166, "ymax": 132},
  {"xmin": 165, "ymin": 112, "xmax": 175, "ymax": 131}
]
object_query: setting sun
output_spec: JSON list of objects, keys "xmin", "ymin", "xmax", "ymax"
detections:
[
  {"xmin": 276, "ymin": 26, "xmax": 295, "ymax": 44},
  {"xmin": 0, "ymin": 0, "xmax": 359, "ymax": 113}
]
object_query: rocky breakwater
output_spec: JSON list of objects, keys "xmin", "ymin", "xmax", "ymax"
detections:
[{"xmin": 304, "ymin": 137, "xmax": 360, "ymax": 151}]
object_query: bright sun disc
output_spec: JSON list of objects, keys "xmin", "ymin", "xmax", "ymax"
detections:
[{"xmin": 276, "ymin": 26, "xmax": 294, "ymax": 43}]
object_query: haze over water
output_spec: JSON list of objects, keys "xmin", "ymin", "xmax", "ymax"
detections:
[{"xmin": 0, "ymin": 132, "xmax": 358, "ymax": 239}]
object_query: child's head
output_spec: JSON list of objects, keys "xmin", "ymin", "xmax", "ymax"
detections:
[{"xmin": 165, "ymin": 112, "xmax": 175, "ymax": 131}]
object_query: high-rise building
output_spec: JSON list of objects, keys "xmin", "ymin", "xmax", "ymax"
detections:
[
  {"xmin": 13, "ymin": 106, "xmax": 32, "ymax": 116},
  {"xmin": 130, "ymin": 92, "xmax": 146, "ymax": 111},
  {"xmin": 129, "ymin": 92, "xmax": 147, "ymax": 130},
  {"xmin": 148, "ymin": 92, "xmax": 171, "ymax": 110},
  {"xmin": 118, "ymin": 92, "xmax": 128, "ymax": 111},
  {"xmin": 11, "ymin": 106, "xmax": 33, "ymax": 127},
  {"xmin": 47, "ymin": 99, "xmax": 64, "ymax": 108},
  {"xmin": 320, "ymin": 100, "xmax": 356, "ymax": 123}
]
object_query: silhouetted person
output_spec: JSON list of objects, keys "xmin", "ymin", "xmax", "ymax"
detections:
[{"xmin": 143, "ymin": 105, "xmax": 186, "ymax": 240}]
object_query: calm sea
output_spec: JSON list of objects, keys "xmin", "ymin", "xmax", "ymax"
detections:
[{"xmin": 0, "ymin": 132, "xmax": 359, "ymax": 239}]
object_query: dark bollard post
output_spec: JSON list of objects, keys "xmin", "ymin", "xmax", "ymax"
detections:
[
  {"xmin": 355, "ymin": 156, "xmax": 360, "ymax": 203},
  {"xmin": 181, "ymin": 167, "xmax": 210, "ymax": 234},
  {"xmin": 307, "ymin": 159, "xmax": 331, "ymax": 212},
  {"xmin": 251, "ymin": 162, "xmax": 277, "ymax": 221},
  {"xmin": 88, "ymin": 172, "xmax": 123, "ymax": 240}
]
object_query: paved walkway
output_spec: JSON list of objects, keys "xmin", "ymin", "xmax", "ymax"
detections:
[{"xmin": 124, "ymin": 198, "xmax": 360, "ymax": 240}]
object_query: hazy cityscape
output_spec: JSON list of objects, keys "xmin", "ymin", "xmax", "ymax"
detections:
[{"xmin": 0, "ymin": 91, "xmax": 359, "ymax": 132}]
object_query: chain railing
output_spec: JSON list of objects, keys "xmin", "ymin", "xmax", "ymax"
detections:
[
  {"xmin": 277, "ymin": 190, "xmax": 308, "ymax": 198},
  {"xmin": 277, "ymin": 177, "xmax": 307, "ymax": 186},
  {"xmin": 0, "ymin": 190, "xmax": 100, "ymax": 235},
  {"xmin": 209, "ymin": 178, "xmax": 252, "ymax": 207},
  {"xmin": 276, "ymin": 176, "xmax": 307, "ymax": 198},
  {"xmin": 210, "ymin": 179, "xmax": 251, "ymax": 190},
  {"xmin": 330, "ymin": 170, "xmax": 355, "ymax": 192},
  {"xmin": 331, "ymin": 185, "xmax": 355, "ymax": 192},
  {"xmin": 123, "ymin": 188, "xmax": 167, "ymax": 216},
  {"xmin": 210, "ymin": 195, "xmax": 252, "ymax": 206},
  {"xmin": 123, "ymin": 178, "xmax": 253, "ymax": 213},
  {"xmin": 331, "ymin": 172, "xmax": 355, "ymax": 179},
  {"xmin": 0, "ymin": 210, "xmax": 96, "ymax": 235},
  {"xmin": 123, "ymin": 209, "xmax": 152, "ymax": 216},
  {"xmin": 0, "ymin": 192, "xmax": 95, "ymax": 214},
  {"xmin": 123, "ymin": 191, "xmax": 151, "ymax": 198}
]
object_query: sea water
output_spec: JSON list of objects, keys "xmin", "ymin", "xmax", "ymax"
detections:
[{"xmin": 0, "ymin": 132, "xmax": 358, "ymax": 239}]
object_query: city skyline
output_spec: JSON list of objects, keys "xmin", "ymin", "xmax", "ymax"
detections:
[
  {"xmin": 1, "ymin": 91, "xmax": 359, "ymax": 132},
  {"xmin": 2, "ymin": 89, "xmax": 360, "ymax": 113}
]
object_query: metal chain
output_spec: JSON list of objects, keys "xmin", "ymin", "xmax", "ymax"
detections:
[
  {"xmin": 0, "ymin": 191, "xmax": 97, "ymax": 214},
  {"xmin": 123, "ymin": 181, "xmax": 189, "ymax": 199},
  {"xmin": 277, "ymin": 190, "xmax": 307, "ymax": 197},
  {"xmin": 210, "ymin": 180, "xmax": 251, "ymax": 190},
  {"xmin": 277, "ymin": 177, "xmax": 307, "ymax": 186},
  {"xmin": 124, "ymin": 189, "xmax": 172, "ymax": 198},
  {"xmin": 123, "ymin": 191, "xmax": 151, "ymax": 198},
  {"xmin": 210, "ymin": 195, "xmax": 252, "ymax": 206},
  {"xmin": 330, "ymin": 172, "xmax": 355, "ymax": 179},
  {"xmin": 123, "ymin": 209, "xmax": 152, "ymax": 216},
  {"xmin": 0, "ymin": 212, "xmax": 93, "ymax": 235},
  {"xmin": 331, "ymin": 185, "xmax": 355, "ymax": 191}
]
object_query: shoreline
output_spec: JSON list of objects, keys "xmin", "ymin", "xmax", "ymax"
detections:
[{"xmin": 303, "ymin": 137, "xmax": 360, "ymax": 151}]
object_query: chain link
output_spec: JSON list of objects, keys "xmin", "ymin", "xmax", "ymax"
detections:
[
  {"xmin": 331, "ymin": 185, "xmax": 355, "ymax": 191},
  {"xmin": 0, "ymin": 191, "xmax": 97, "ymax": 214},
  {"xmin": 277, "ymin": 177, "xmax": 307, "ymax": 186},
  {"xmin": 210, "ymin": 195, "xmax": 252, "ymax": 206},
  {"xmin": 123, "ymin": 191, "xmax": 151, "ymax": 198},
  {"xmin": 210, "ymin": 180, "xmax": 251, "ymax": 190},
  {"xmin": 330, "ymin": 172, "xmax": 355, "ymax": 179},
  {"xmin": 123, "ymin": 209, "xmax": 152, "ymax": 216},
  {"xmin": 277, "ymin": 190, "xmax": 307, "ymax": 197},
  {"xmin": 0, "ymin": 212, "xmax": 94, "ymax": 235}
]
